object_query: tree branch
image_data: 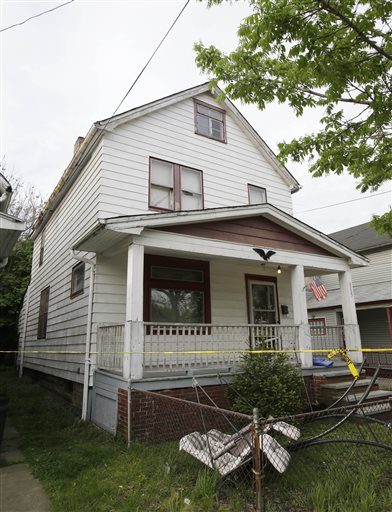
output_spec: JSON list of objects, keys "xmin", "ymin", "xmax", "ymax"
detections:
[{"xmin": 318, "ymin": 0, "xmax": 392, "ymax": 61}]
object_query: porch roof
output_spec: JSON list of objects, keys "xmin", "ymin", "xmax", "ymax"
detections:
[{"xmin": 73, "ymin": 203, "xmax": 368, "ymax": 268}]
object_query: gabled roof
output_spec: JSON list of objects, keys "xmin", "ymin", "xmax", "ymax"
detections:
[
  {"xmin": 32, "ymin": 83, "xmax": 300, "ymax": 238},
  {"xmin": 73, "ymin": 203, "xmax": 368, "ymax": 267},
  {"xmin": 96, "ymin": 82, "xmax": 300, "ymax": 193},
  {"xmin": 329, "ymin": 222, "xmax": 392, "ymax": 252}
]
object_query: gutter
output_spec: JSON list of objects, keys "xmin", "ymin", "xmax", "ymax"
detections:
[{"xmin": 70, "ymin": 250, "xmax": 96, "ymax": 421}]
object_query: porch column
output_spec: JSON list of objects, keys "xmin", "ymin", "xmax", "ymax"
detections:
[
  {"xmin": 124, "ymin": 242, "xmax": 144, "ymax": 380},
  {"xmin": 339, "ymin": 270, "xmax": 362, "ymax": 364},
  {"xmin": 290, "ymin": 265, "xmax": 313, "ymax": 368}
]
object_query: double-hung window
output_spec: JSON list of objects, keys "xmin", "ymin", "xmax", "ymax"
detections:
[
  {"xmin": 149, "ymin": 157, "xmax": 203, "ymax": 211},
  {"xmin": 194, "ymin": 99, "xmax": 226, "ymax": 142}
]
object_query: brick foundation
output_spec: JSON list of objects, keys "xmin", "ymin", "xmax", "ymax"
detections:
[{"xmin": 117, "ymin": 384, "xmax": 233, "ymax": 441}]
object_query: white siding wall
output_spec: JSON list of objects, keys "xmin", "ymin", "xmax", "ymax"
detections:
[
  {"xmin": 20, "ymin": 144, "xmax": 103, "ymax": 383},
  {"xmin": 91, "ymin": 256, "xmax": 296, "ymax": 327},
  {"xmin": 321, "ymin": 248, "xmax": 391, "ymax": 292},
  {"xmin": 19, "ymin": 91, "xmax": 295, "ymax": 385},
  {"xmin": 98, "ymin": 92, "xmax": 293, "ymax": 219}
]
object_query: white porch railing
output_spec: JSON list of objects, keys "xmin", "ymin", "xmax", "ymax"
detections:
[
  {"xmin": 96, "ymin": 324, "xmax": 124, "ymax": 373},
  {"xmin": 96, "ymin": 322, "xmax": 348, "ymax": 376},
  {"xmin": 310, "ymin": 325, "xmax": 345, "ymax": 352}
]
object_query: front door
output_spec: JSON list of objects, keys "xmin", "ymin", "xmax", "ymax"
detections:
[
  {"xmin": 247, "ymin": 279, "xmax": 279, "ymax": 348},
  {"xmin": 248, "ymin": 280, "xmax": 278, "ymax": 324}
]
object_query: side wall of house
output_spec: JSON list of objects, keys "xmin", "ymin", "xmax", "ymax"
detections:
[
  {"xmin": 98, "ymin": 92, "xmax": 293, "ymax": 219},
  {"xmin": 19, "ymin": 144, "xmax": 103, "ymax": 385},
  {"xmin": 318, "ymin": 248, "xmax": 391, "ymax": 291}
]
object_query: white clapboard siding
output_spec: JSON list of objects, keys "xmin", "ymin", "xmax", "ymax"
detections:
[
  {"xmin": 98, "ymin": 93, "xmax": 293, "ymax": 218},
  {"xmin": 318, "ymin": 248, "xmax": 392, "ymax": 291},
  {"xmin": 20, "ymin": 144, "xmax": 103, "ymax": 381},
  {"xmin": 19, "ymin": 90, "xmax": 297, "ymax": 385}
]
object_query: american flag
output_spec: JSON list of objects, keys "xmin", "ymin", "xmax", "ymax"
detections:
[{"xmin": 309, "ymin": 276, "xmax": 328, "ymax": 302}]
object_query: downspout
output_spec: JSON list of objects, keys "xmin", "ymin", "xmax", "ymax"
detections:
[
  {"xmin": 70, "ymin": 250, "xmax": 96, "ymax": 421},
  {"xmin": 19, "ymin": 283, "xmax": 31, "ymax": 377}
]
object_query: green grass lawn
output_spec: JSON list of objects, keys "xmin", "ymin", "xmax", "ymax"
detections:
[
  {"xmin": 0, "ymin": 368, "xmax": 251, "ymax": 512},
  {"xmin": 1, "ymin": 367, "xmax": 392, "ymax": 512}
]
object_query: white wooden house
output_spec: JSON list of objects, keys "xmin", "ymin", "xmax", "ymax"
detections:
[
  {"xmin": 307, "ymin": 223, "xmax": 392, "ymax": 368},
  {"xmin": 18, "ymin": 83, "xmax": 367, "ymax": 430}
]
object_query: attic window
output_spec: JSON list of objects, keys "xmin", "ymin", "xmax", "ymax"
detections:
[
  {"xmin": 194, "ymin": 99, "xmax": 226, "ymax": 143},
  {"xmin": 248, "ymin": 184, "xmax": 267, "ymax": 204}
]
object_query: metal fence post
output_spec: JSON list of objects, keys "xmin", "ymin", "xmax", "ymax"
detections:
[{"xmin": 253, "ymin": 408, "xmax": 263, "ymax": 512}]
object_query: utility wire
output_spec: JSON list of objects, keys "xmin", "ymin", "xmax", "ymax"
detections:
[
  {"xmin": 0, "ymin": 0, "xmax": 75, "ymax": 33},
  {"xmin": 105, "ymin": 0, "xmax": 191, "ymax": 125},
  {"xmin": 295, "ymin": 190, "xmax": 391, "ymax": 214}
]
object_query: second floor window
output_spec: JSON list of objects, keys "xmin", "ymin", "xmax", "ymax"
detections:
[
  {"xmin": 248, "ymin": 184, "xmax": 267, "ymax": 204},
  {"xmin": 149, "ymin": 157, "xmax": 203, "ymax": 212},
  {"xmin": 194, "ymin": 100, "xmax": 226, "ymax": 142}
]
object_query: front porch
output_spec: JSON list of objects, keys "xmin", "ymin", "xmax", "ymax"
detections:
[{"xmin": 96, "ymin": 321, "xmax": 349, "ymax": 379}]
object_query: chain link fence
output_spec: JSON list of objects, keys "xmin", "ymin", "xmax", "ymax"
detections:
[{"xmin": 123, "ymin": 365, "xmax": 392, "ymax": 511}]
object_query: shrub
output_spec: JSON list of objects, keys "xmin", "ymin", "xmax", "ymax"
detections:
[{"xmin": 228, "ymin": 344, "xmax": 305, "ymax": 417}]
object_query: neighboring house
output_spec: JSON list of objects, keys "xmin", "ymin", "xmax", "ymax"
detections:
[
  {"xmin": 307, "ymin": 223, "xmax": 392, "ymax": 367},
  {"xmin": 0, "ymin": 173, "xmax": 25, "ymax": 267},
  {"xmin": 18, "ymin": 83, "xmax": 367, "ymax": 432}
]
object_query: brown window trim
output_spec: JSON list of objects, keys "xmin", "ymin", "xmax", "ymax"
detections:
[
  {"xmin": 148, "ymin": 157, "xmax": 204, "ymax": 212},
  {"xmin": 194, "ymin": 99, "xmax": 227, "ymax": 144},
  {"xmin": 144, "ymin": 255, "xmax": 211, "ymax": 328},
  {"xmin": 248, "ymin": 184, "xmax": 267, "ymax": 204},
  {"xmin": 309, "ymin": 317, "xmax": 327, "ymax": 336},
  {"xmin": 245, "ymin": 274, "xmax": 280, "ymax": 324},
  {"xmin": 37, "ymin": 286, "xmax": 50, "ymax": 339},
  {"xmin": 70, "ymin": 261, "xmax": 85, "ymax": 299}
]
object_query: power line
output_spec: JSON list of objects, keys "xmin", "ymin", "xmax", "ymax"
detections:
[
  {"xmin": 0, "ymin": 0, "xmax": 75, "ymax": 33},
  {"xmin": 106, "ymin": 0, "xmax": 191, "ymax": 124},
  {"xmin": 295, "ymin": 190, "xmax": 391, "ymax": 214}
]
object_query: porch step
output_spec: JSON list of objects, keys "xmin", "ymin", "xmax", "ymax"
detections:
[
  {"xmin": 343, "ymin": 390, "xmax": 392, "ymax": 403},
  {"xmin": 320, "ymin": 378, "xmax": 374, "ymax": 391},
  {"xmin": 316, "ymin": 368, "xmax": 363, "ymax": 379}
]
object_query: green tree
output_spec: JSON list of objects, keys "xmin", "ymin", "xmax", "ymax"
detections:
[
  {"xmin": 195, "ymin": 0, "xmax": 392, "ymax": 235},
  {"xmin": 228, "ymin": 346, "xmax": 305, "ymax": 417},
  {"xmin": 0, "ymin": 165, "xmax": 45, "ymax": 362}
]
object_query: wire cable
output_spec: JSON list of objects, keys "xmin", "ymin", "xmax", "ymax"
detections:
[
  {"xmin": 103, "ymin": 0, "xmax": 191, "ymax": 127},
  {"xmin": 295, "ymin": 190, "xmax": 391, "ymax": 214},
  {"xmin": 0, "ymin": 0, "xmax": 75, "ymax": 33}
]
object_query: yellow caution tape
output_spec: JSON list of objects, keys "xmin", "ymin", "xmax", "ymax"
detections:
[
  {"xmin": 1, "ymin": 347, "xmax": 392, "ymax": 356},
  {"xmin": 327, "ymin": 349, "xmax": 360, "ymax": 378}
]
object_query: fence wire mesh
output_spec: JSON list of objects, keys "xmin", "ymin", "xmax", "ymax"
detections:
[{"xmin": 126, "ymin": 365, "xmax": 392, "ymax": 512}]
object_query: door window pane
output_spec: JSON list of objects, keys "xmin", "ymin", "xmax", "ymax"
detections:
[
  {"xmin": 151, "ymin": 266, "xmax": 203, "ymax": 282},
  {"xmin": 250, "ymin": 282, "xmax": 277, "ymax": 324}
]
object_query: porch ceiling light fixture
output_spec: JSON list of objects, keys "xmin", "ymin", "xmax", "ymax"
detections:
[
  {"xmin": 277, "ymin": 265, "xmax": 282, "ymax": 274},
  {"xmin": 253, "ymin": 248, "xmax": 276, "ymax": 261}
]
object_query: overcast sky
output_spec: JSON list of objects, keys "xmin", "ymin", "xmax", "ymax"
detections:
[{"xmin": 2, "ymin": 0, "xmax": 391, "ymax": 234}]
